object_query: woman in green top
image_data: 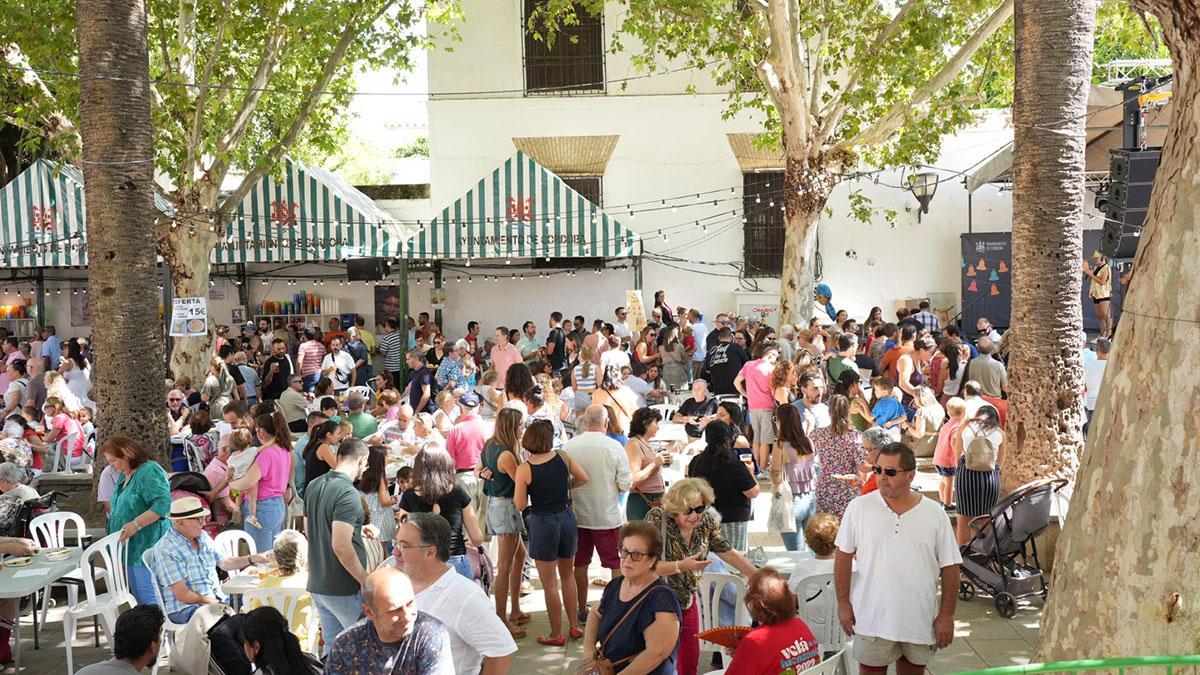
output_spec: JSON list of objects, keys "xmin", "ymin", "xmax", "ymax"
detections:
[
  {"xmin": 103, "ymin": 436, "xmax": 171, "ymax": 605},
  {"xmin": 837, "ymin": 370, "xmax": 873, "ymax": 431},
  {"xmin": 475, "ymin": 408, "xmax": 528, "ymax": 639}
]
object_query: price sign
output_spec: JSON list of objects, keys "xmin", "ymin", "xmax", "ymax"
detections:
[{"xmin": 170, "ymin": 297, "xmax": 209, "ymax": 337}]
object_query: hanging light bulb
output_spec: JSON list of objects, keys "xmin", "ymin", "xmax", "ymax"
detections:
[
  {"xmin": 55, "ymin": 288, "xmax": 61, "ymax": 295},
  {"xmin": 261, "ymin": 279, "xmax": 268, "ymax": 286},
  {"xmin": 755, "ymin": 196, "xmax": 761, "ymax": 204},
  {"xmin": 505, "ymin": 258, "xmax": 511, "ymax": 265},
  {"xmin": 465, "ymin": 258, "xmax": 471, "ymax": 267},
  {"xmin": 468, "ymin": 276, "xmax": 473, "ymax": 283}
]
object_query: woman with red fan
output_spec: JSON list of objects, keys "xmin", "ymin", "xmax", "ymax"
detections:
[
  {"xmin": 726, "ymin": 567, "xmax": 821, "ymax": 674},
  {"xmin": 579, "ymin": 521, "xmax": 682, "ymax": 674}
]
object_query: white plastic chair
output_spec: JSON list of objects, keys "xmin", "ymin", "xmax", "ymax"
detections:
[
  {"xmin": 346, "ymin": 385, "xmax": 373, "ymax": 402},
  {"xmin": 63, "ymin": 532, "xmax": 134, "ymax": 674},
  {"xmin": 47, "ymin": 431, "xmax": 80, "ymax": 474},
  {"xmin": 241, "ymin": 587, "xmax": 319, "ymax": 652},
  {"xmin": 141, "ymin": 549, "xmax": 188, "ymax": 675},
  {"xmin": 214, "ymin": 529, "xmax": 257, "ymax": 559},
  {"xmin": 364, "ymin": 537, "xmax": 385, "ymax": 572},
  {"xmin": 800, "ymin": 648, "xmax": 850, "ymax": 675},
  {"xmin": 793, "ymin": 572, "xmax": 853, "ymax": 653},
  {"xmin": 30, "ymin": 512, "xmax": 97, "ymax": 640},
  {"xmin": 650, "ymin": 403, "xmax": 679, "ymax": 421},
  {"xmin": 696, "ymin": 572, "xmax": 750, "ymax": 666}
]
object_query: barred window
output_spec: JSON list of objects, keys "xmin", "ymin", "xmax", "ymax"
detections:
[
  {"xmin": 743, "ymin": 171, "xmax": 785, "ymax": 277},
  {"xmin": 523, "ymin": 1, "xmax": 605, "ymax": 94},
  {"xmin": 560, "ymin": 175, "xmax": 603, "ymax": 206}
]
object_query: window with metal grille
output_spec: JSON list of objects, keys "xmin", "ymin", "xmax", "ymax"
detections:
[
  {"xmin": 523, "ymin": 1, "xmax": 605, "ymax": 94},
  {"xmin": 534, "ymin": 175, "xmax": 604, "ymax": 268},
  {"xmin": 561, "ymin": 175, "xmax": 603, "ymax": 206},
  {"xmin": 743, "ymin": 171, "xmax": 785, "ymax": 277}
]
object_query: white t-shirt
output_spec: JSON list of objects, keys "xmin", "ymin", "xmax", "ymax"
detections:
[
  {"xmin": 613, "ymin": 321, "xmax": 632, "ymax": 338},
  {"xmin": 834, "ymin": 491, "xmax": 961, "ymax": 645},
  {"xmin": 320, "ymin": 351, "xmax": 356, "ymax": 390},
  {"xmin": 415, "ymin": 566, "xmax": 517, "ymax": 674},
  {"xmin": 624, "ymin": 375, "xmax": 652, "ymax": 408},
  {"xmin": 563, "ymin": 431, "xmax": 633, "ymax": 530},
  {"xmin": 600, "ymin": 348, "xmax": 631, "ymax": 373},
  {"xmin": 1083, "ymin": 358, "xmax": 1108, "ymax": 410}
]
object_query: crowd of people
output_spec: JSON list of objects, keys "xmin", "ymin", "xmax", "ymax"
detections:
[{"xmin": 0, "ymin": 295, "xmax": 1108, "ymax": 675}]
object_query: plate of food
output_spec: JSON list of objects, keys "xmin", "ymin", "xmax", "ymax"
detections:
[
  {"xmin": 698, "ymin": 625, "xmax": 752, "ymax": 648},
  {"xmin": 187, "ymin": 318, "xmax": 207, "ymax": 333},
  {"xmin": 3, "ymin": 556, "xmax": 33, "ymax": 567},
  {"xmin": 41, "ymin": 548, "xmax": 71, "ymax": 561}
]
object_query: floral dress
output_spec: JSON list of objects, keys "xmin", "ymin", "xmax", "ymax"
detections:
[{"xmin": 811, "ymin": 427, "xmax": 865, "ymax": 519}]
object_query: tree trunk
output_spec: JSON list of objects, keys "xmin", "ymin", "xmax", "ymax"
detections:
[
  {"xmin": 1002, "ymin": 0, "xmax": 1094, "ymax": 493},
  {"xmin": 778, "ymin": 148, "xmax": 831, "ymax": 326},
  {"xmin": 1038, "ymin": 0, "xmax": 1200, "ymax": 658},
  {"xmin": 158, "ymin": 184, "xmax": 221, "ymax": 386},
  {"xmin": 76, "ymin": 0, "xmax": 165, "ymax": 471}
]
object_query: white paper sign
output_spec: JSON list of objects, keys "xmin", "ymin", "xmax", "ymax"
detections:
[{"xmin": 170, "ymin": 297, "xmax": 209, "ymax": 337}]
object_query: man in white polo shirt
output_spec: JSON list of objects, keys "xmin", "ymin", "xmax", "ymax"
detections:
[
  {"xmin": 835, "ymin": 442, "xmax": 960, "ymax": 674},
  {"xmin": 393, "ymin": 513, "xmax": 516, "ymax": 674}
]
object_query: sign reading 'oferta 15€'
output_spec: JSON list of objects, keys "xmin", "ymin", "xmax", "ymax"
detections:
[{"xmin": 170, "ymin": 297, "xmax": 209, "ymax": 337}]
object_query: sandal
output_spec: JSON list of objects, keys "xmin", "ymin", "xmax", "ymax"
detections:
[
  {"xmin": 537, "ymin": 634, "xmax": 566, "ymax": 646},
  {"xmin": 569, "ymin": 626, "xmax": 584, "ymax": 640},
  {"xmin": 590, "ymin": 578, "xmax": 609, "ymax": 587},
  {"xmin": 508, "ymin": 625, "xmax": 527, "ymax": 639},
  {"xmin": 508, "ymin": 612, "xmax": 532, "ymax": 626}
]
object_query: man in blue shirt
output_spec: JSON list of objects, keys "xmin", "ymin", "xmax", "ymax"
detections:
[
  {"xmin": 40, "ymin": 325, "xmax": 61, "ymax": 370},
  {"xmin": 149, "ymin": 497, "xmax": 267, "ymax": 623}
]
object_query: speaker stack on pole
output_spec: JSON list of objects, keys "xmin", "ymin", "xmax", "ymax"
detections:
[{"xmin": 1097, "ymin": 148, "xmax": 1159, "ymax": 259}]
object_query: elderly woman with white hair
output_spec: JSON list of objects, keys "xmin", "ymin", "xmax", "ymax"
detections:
[
  {"xmin": 0, "ymin": 462, "xmax": 37, "ymax": 501},
  {"xmin": 166, "ymin": 388, "xmax": 192, "ymax": 436},
  {"xmin": 454, "ymin": 339, "xmax": 478, "ymax": 387}
]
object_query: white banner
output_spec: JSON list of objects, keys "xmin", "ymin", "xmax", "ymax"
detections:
[{"xmin": 170, "ymin": 297, "xmax": 209, "ymax": 337}]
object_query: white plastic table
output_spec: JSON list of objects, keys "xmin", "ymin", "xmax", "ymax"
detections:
[
  {"xmin": 220, "ymin": 571, "xmax": 262, "ymax": 610},
  {"xmin": 0, "ymin": 548, "xmax": 84, "ymax": 671}
]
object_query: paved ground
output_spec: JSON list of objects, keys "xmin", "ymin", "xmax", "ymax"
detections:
[{"xmin": 6, "ymin": 471, "xmax": 1046, "ymax": 674}]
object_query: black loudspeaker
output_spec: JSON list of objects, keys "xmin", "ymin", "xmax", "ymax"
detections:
[
  {"xmin": 1098, "ymin": 148, "xmax": 1160, "ymax": 259},
  {"xmin": 346, "ymin": 258, "xmax": 391, "ymax": 281}
]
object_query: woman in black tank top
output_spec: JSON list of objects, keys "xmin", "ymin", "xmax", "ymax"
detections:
[{"xmin": 513, "ymin": 419, "xmax": 590, "ymax": 646}]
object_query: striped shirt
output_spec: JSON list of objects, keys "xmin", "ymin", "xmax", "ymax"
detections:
[
  {"xmin": 379, "ymin": 331, "xmax": 404, "ymax": 371},
  {"xmin": 297, "ymin": 340, "xmax": 326, "ymax": 376}
]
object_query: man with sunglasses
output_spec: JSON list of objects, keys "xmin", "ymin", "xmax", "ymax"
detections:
[{"xmin": 834, "ymin": 443, "xmax": 961, "ymax": 675}]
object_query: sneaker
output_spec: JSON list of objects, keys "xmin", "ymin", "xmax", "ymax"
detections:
[{"xmin": 245, "ymin": 515, "xmax": 262, "ymax": 529}]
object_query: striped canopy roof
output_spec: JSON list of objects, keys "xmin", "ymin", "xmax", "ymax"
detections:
[
  {"xmin": 405, "ymin": 151, "xmax": 636, "ymax": 259},
  {"xmin": 0, "ymin": 159, "xmax": 174, "ymax": 268},
  {"xmin": 217, "ymin": 159, "xmax": 413, "ymax": 264}
]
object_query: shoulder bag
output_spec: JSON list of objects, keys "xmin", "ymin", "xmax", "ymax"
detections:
[{"xmin": 575, "ymin": 583, "xmax": 666, "ymax": 675}]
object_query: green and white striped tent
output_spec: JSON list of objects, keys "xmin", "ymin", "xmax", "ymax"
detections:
[
  {"xmin": 217, "ymin": 159, "xmax": 413, "ymax": 264},
  {"xmin": 405, "ymin": 151, "xmax": 636, "ymax": 260},
  {"xmin": 0, "ymin": 159, "xmax": 175, "ymax": 268}
]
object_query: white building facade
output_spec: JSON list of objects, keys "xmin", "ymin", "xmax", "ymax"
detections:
[{"xmin": 414, "ymin": 0, "xmax": 1098, "ymax": 336}]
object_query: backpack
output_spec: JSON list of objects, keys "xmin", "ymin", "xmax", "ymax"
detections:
[{"xmin": 964, "ymin": 425, "xmax": 999, "ymax": 471}]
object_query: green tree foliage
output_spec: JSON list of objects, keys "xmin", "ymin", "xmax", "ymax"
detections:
[{"xmin": 396, "ymin": 136, "xmax": 430, "ymax": 158}]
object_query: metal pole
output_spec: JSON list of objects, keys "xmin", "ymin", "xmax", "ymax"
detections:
[
  {"xmin": 432, "ymin": 260, "xmax": 443, "ymax": 330},
  {"xmin": 634, "ymin": 240, "xmax": 644, "ymax": 290},
  {"xmin": 968, "ymin": 191, "xmax": 973, "ymax": 234},
  {"xmin": 236, "ymin": 263, "xmax": 249, "ymax": 310},
  {"xmin": 35, "ymin": 270, "xmax": 45, "ymax": 330},
  {"xmin": 396, "ymin": 259, "xmax": 409, "ymax": 388}
]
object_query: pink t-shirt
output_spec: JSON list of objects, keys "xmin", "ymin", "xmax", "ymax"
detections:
[
  {"xmin": 253, "ymin": 444, "xmax": 291, "ymax": 499},
  {"xmin": 204, "ymin": 457, "xmax": 232, "ymax": 500},
  {"xmin": 445, "ymin": 414, "xmax": 492, "ymax": 471},
  {"xmin": 297, "ymin": 340, "xmax": 326, "ymax": 376},
  {"xmin": 51, "ymin": 413, "xmax": 86, "ymax": 457},
  {"xmin": 934, "ymin": 418, "xmax": 962, "ymax": 469},
  {"xmin": 739, "ymin": 359, "xmax": 776, "ymax": 410}
]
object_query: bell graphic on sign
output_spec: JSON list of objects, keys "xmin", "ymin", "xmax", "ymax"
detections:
[
  {"xmin": 968, "ymin": 280, "xmax": 979, "ymax": 293},
  {"xmin": 990, "ymin": 283, "xmax": 1000, "ymax": 296},
  {"xmin": 977, "ymin": 259, "xmax": 987, "ymax": 270},
  {"xmin": 966, "ymin": 265, "xmax": 976, "ymax": 277},
  {"xmin": 998, "ymin": 261, "xmax": 1008, "ymax": 273},
  {"xmin": 989, "ymin": 270, "xmax": 999, "ymax": 282}
]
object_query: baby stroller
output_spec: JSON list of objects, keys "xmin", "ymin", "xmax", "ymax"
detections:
[
  {"xmin": 169, "ymin": 471, "xmax": 223, "ymax": 538},
  {"xmin": 958, "ymin": 478, "xmax": 1067, "ymax": 618}
]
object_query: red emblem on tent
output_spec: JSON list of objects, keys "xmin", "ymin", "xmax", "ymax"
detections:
[
  {"xmin": 31, "ymin": 206, "xmax": 57, "ymax": 232},
  {"xmin": 270, "ymin": 200, "xmax": 299, "ymax": 227},
  {"xmin": 507, "ymin": 198, "xmax": 534, "ymax": 222}
]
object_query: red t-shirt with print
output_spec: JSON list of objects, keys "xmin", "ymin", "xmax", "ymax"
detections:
[{"xmin": 726, "ymin": 617, "xmax": 821, "ymax": 675}]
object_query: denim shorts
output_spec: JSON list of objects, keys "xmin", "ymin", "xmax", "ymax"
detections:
[
  {"xmin": 526, "ymin": 507, "xmax": 578, "ymax": 562},
  {"xmin": 935, "ymin": 465, "xmax": 957, "ymax": 477}
]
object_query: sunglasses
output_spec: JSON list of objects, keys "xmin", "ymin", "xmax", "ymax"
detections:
[
  {"xmin": 168, "ymin": 398, "xmax": 183, "ymax": 403},
  {"xmin": 683, "ymin": 504, "xmax": 707, "ymax": 515},
  {"xmin": 617, "ymin": 548, "xmax": 651, "ymax": 562},
  {"xmin": 871, "ymin": 466, "xmax": 910, "ymax": 477}
]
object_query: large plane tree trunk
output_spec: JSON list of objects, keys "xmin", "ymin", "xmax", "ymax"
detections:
[
  {"xmin": 76, "ymin": 0, "xmax": 165, "ymax": 471},
  {"xmin": 1002, "ymin": 0, "xmax": 1094, "ymax": 492},
  {"xmin": 1038, "ymin": 0, "xmax": 1200, "ymax": 658}
]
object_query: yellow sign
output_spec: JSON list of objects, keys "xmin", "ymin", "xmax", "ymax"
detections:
[
  {"xmin": 626, "ymin": 290, "xmax": 648, "ymax": 334},
  {"xmin": 1138, "ymin": 91, "xmax": 1172, "ymax": 107}
]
